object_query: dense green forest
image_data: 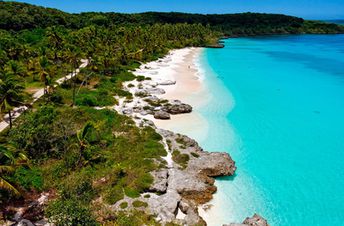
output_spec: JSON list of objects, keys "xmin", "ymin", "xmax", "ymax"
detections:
[
  {"xmin": 1, "ymin": 2, "xmax": 344, "ymax": 34},
  {"xmin": 0, "ymin": 1, "xmax": 343, "ymax": 225}
]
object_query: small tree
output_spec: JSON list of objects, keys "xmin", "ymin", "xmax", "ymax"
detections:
[
  {"xmin": 0, "ymin": 73, "xmax": 25, "ymax": 129},
  {"xmin": 75, "ymin": 122, "xmax": 97, "ymax": 167}
]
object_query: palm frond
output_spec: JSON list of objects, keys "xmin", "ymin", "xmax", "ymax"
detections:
[
  {"xmin": 0, "ymin": 177, "xmax": 20, "ymax": 196},
  {"xmin": 0, "ymin": 165, "xmax": 15, "ymax": 173}
]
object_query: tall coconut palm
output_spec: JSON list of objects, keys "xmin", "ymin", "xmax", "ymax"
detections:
[
  {"xmin": 46, "ymin": 27, "xmax": 64, "ymax": 63},
  {"xmin": 38, "ymin": 56, "xmax": 51, "ymax": 95},
  {"xmin": 65, "ymin": 46, "xmax": 82, "ymax": 107},
  {"xmin": 0, "ymin": 73, "xmax": 25, "ymax": 129}
]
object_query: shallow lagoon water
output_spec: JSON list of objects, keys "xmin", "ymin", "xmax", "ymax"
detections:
[{"xmin": 194, "ymin": 35, "xmax": 344, "ymax": 225}]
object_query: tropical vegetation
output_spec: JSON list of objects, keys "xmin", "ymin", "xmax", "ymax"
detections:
[{"xmin": 0, "ymin": 1, "xmax": 343, "ymax": 225}]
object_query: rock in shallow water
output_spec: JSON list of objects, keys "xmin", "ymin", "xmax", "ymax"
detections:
[{"xmin": 224, "ymin": 214, "xmax": 269, "ymax": 226}]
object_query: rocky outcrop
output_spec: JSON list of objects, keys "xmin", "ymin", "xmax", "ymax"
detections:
[
  {"xmin": 119, "ymin": 78, "xmax": 193, "ymax": 120},
  {"xmin": 16, "ymin": 219, "xmax": 35, "ymax": 226},
  {"xmin": 113, "ymin": 54, "xmax": 261, "ymax": 226},
  {"xmin": 206, "ymin": 43, "xmax": 225, "ymax": 48},
  {"xmin": 158, "ymin": 80, "xmax": 176, "ymax": 86},
  {"xmin": 154, "ymin": 111, "xmax": 171, "ymax": 119},
  {"xmin": 110, "ymin": 126, "xmax": 236, "ymax": 225},
  {"xmin": 3, "ymin": 193, "xmax": 50, "ymax": 226},
  {"xmin": 149, "ymin": 169, "xmax": 168, "ymax": 193},
  {"xmin": 146, "ymin": 87, "xmax": 166, "ymax": 95},
  {"xmin": 144, "ymin": 129, "xmax": 236, "ymax": 224},
  {"xmin": 162, "ymin": 103, "xmax": 192, "ymax": 114},
  {"xmin": 243, "ymin": 214, "xmax": 269, "ymax": 226},
  {"xmin": 224, "ymin": 214, "xmax": 269, "ymax": 226}
]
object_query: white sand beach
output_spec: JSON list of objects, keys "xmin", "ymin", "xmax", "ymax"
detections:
[{"xmin": 133, "ymin": 48, "xmax": 211, "ymax": 143}]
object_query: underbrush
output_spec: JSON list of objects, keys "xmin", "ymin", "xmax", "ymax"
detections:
[{"xmin": 0, "ymin": 105, "xmax": 167, "ymax": 223}]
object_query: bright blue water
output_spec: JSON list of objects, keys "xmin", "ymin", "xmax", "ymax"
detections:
[{"xmin": 198, "ymin": 35, "xmax": 344, "ymax": 226}]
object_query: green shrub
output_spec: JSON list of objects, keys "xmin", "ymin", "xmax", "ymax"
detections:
[
  {"xmin": 124, "ymin": 187, "xmax": 140, "ymax": 198},
  {"xmin": 75, "ymin": 90, "xmax": 115, "ymax": 107},
  {"xmin": 50, "ymin": 92, "xmax": 63, "ymax": 104},
  {"xmin": 13, "ymin": 167, "xmax": 43, "ymax": 191},
  {"xmin": 109, "ymin": 210, "xmax": 159, "ymax": 226},
  {"xmin": 59, "ymin": 173, "xmax": 95, "ymax": 203},
  {"xmin": 136, "ymin": 76, "xmax": 146, "ymax": 81},
  {"xmin": 191, "ymin": 152, "xmax": 200, "ymax": 158},
  {"xmin": 172, "ymin": 150, "xmax": 190, "ymax": 168},
  {"xmin": 143, "ymin": 194, "xmax": 150, "ymax": 198},
  {"xmin": 46, "ymin": 198, "xmax": 98, "ymax": 226},
  {"xmin": 104, "ymin": 185, "xmax": 124, "ymax": 204},
  {"xmin": 77, "ymin": 95, "xmax": 97, "ymax": 106},
  {"xmin": 132, "ymin": 200, "xmax": 148, "ymax": 208},
  {"xmin": 120, "ymin": 202, "xmax": 128, "ymax": 209}
]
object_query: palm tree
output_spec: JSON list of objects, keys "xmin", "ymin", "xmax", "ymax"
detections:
[
  {"xmin": 65, "ymin": 46, "xmax": 82, "ymax": 107},
  {"xmin": 75, "ymin": 122, "xmax": 96, "ymax": 166},
  {"xmin": 0, "ymin": 73, "xmax": 25, "ymax": 129},
  {"xmin": 4, "ymin": 60, "xmax": 26, "ymax": 78},
  {"xmin": 0, "ymin": 144, "xmax": 28, "ymax": 196},
  {"xmin": 27, "ymin": 58, "xmax": 39, "ymax": 82},
  {"xmin": 46, "ymin": 27, "xmax": 64, "ymax": 63},
  {"xmin": 38, "ymin": 56, "xmax": 51, "ymax": 95}
]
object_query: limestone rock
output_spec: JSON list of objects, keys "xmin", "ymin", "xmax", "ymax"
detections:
[
  {"xmin": 154, "ymin": 111, "xmax": 170, "ymax": 120},
  {"xmin": 147, "ymin": 190, "xmax": 181, "ymax": 223},
  {"xmin": 179, "ymin": 199, "xmax": 206, "ymax": 226},
  {"xmin": 144, "ymin": 95, "xmax": 160, "ymax": 103},
  {"xmin": 149, "ymin": 170, "xmax": 168, "ymax": 193},
  {"xmin": 122, "ymin": 108, "xmax": 133, "ymax": 115},
  {"xmin": 224, "ymin": 214, "xmax": 269, "ymax": 226},
  {"xmin": 187, "ymin": 152, "xmax": 236, "ymax": 177},
  {"xmin": 243, "ymin": 214, "xmax": 269, "ymax": 226},
  {"xmin": 158, "ymin": 80, "xmax": 176, "ymax": 86},
  {"xmin": 135, "ymin": 90, "xmax": 148, "ymax": 97},
  {"xmin": 17, "ymin": 219, "xmax": 35, "ymax": 226},
  {"xmin": 167, "ymin": 168, "xmax": 208, "ymax": 194},
  {"xmin": 162, "ymin": 103, "xmax": 192, "ymax": 114},
  {"xmin": 146, "ymin": 88, "xmax": 166, "ymax": 95}
]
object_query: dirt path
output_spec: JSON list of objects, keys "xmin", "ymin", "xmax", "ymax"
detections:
[{"xmin": 0, "ymin": 59, "xmax": 89, "ymax": 132}]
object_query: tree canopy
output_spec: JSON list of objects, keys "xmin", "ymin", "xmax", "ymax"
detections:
[{"xmin": 1, "ymin": 2, "xmax": 343, "ymax": 35}]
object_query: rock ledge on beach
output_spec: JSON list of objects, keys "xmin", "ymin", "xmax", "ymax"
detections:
[
  {"xmin": 147, "ymin": 129, "xmax": 236, "ymax": 224},
  {"xmin": 162, "ymin": 103, "xmax": 192, "ymax": 114},
  {"xmin": 154, "ymin": 110, "xmax": 171, "ymax": 119}
]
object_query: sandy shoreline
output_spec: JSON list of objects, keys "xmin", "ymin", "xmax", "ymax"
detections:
[
  {"xmin": 133, "ymin": 48, "xmax": 211, "ymax": 142},
  {"xmin": 132, "ymin": 47, "xmax": 221, "ymax": 223},
  {"xmin": 117, "ymin": 47, "xmax": 261, "ymax": 225}
]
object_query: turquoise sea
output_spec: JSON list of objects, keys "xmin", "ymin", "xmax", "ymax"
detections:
[{"xmin": 196, "ymin": 35, "xmax": 344, "ymax": 225}]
